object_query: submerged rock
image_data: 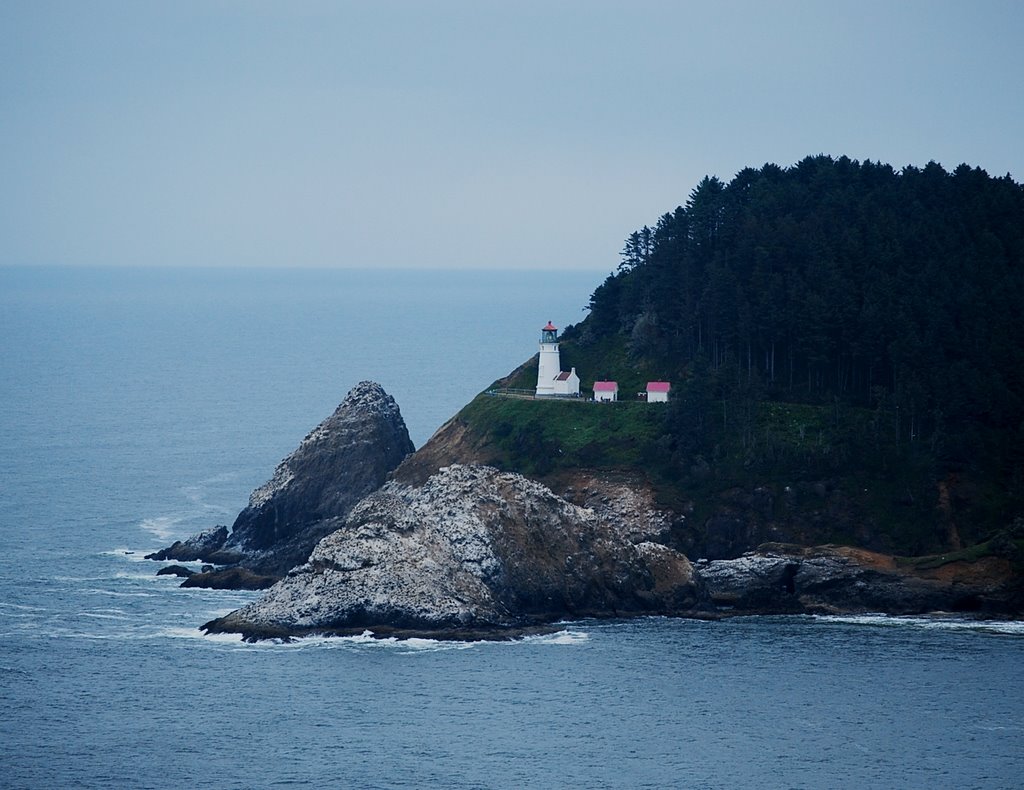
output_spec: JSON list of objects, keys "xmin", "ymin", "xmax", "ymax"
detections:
[
  {"xmin": 181, "ymin": 567, "xmax": 279, "ymax": 590},
  {"xmin": 155, "ymin": 564, "xmax": 196, "ymax": 578},
  {"xmin": 203, "ymin": 464, "xmax": 703, "ymax": 640}
]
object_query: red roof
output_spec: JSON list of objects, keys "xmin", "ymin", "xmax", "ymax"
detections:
[
  {"xmin": 555, "ymin": 371, "xmax": 572, "ymax": 381},
  {"xmin": 543, "ymin": 321, "xmax": 557, "ymax": 331},
  {"xmin": 646, "ymin": 381, "xmax": 671, "ymax": 393},
  {"xmin": 593, "ymin": 381, "xmax": 618, "ymax": 391}
]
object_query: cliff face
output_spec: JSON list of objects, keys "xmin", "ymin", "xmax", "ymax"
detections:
[
  {"xmin": 151, "ymin": 382, "xmax": 1020, "ymax": 636},
  {"xmin": 220, "ymin": 380, "xmax": 415, "ymax": 574},
  {"xmin": 203, "ymin": 464, "xmax": 702, "ymax": 640},
  {"xmin": 148, "ymin": 381, "xmax": 415, "ymax": 578},
  {"xmin": 203, "ymin": 459, "xmax": 1022, "ymax": 640}
]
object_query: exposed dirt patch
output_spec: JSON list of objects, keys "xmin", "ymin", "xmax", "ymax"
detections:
[
  {"xmin": 391, "ymin": 417, "xmax": 491, "ymax": 486},
  {"xmin": 913, "ymin": 556, "xmax": 1013, "ymax": 585}
]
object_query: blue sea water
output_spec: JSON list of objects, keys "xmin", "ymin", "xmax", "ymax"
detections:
[{"xmin": 1, "ymin": 266, "xmax": 1022, "ymax": 789}]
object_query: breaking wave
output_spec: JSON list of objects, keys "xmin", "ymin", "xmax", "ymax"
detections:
[{"xmin": 813, "ymin": 613, "xmax": 1024, "ymax": 636}]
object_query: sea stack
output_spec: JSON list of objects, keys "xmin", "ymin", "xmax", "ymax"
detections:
[{"xmin": 148, "ymin": 381, "xmax": 415, "ymax": 579}]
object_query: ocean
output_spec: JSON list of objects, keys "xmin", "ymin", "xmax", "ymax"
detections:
[{"xmin": 1, "ymin": 266, "xmax": 1022, "ymax": 789}]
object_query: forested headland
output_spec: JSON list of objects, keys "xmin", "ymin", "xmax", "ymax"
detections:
[{"xmin": 481, "ymin": 155, "xmax": 1024, "ymax": 557}]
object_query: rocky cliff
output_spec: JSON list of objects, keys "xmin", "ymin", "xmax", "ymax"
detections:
[
  {"xmin": 205, "ymin": 455, "xmax": 1021, "ymax": 639},
  {"xmin": 203, "ymin": 464, "xmax": 702, "ymax": 640},
  {"xmin": 148, "ymin": 381, "xmax": 415, "ymax": 580},
  {"xmin": 151, "ymin": 381, "xmax": 1019, "ymax": 637}
]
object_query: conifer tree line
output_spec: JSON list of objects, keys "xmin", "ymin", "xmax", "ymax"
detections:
[{"xmin": 578, "ymin": 155, "xmax": 1024, "ymax": 472}]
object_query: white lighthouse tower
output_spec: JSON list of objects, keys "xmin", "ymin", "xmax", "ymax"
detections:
[{"xmin": 536, "ymin": 321, "xmax": 561, "ymax": 397}]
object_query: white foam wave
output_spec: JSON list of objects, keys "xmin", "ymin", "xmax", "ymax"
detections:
[
  {"xmin": 152, "ymin": 629, "xmax": 493, "ymax": 652},
  {"xmin": 0, "ymin": 602, "xmax": 47, "ymax": 612},
  {"xmin": 245, "ymin": 628, "xmax": 595, "ymax": 652},
  {"xmin": 524, "ymin": 629, "xmax": 590, "ymax": 646},
  {"xmin": 394, "ymin": 637, "xmax": 478, "ymax": 652},
  {"xmin": 102, "ymin": 548, "xmax": 159, "ymax": 562},
  {"xmin": 47, "ymin": 630, "xmax": 132, "ymax": 641},
  {"xmin": 85, "ymin": 588, "xmax": 155, "ymax": 598},
  {"xmin": 0, "ymin": 610, "xmax": 45, "ymax": 620},
  {"xmin": 114, "ymin": 571, "xmax": 171, "ymax": 581},
  {"xmin": 814, "ymin": 613, "xmax": 1024, "ymax": 636},
  {"xmin": 139, "ymin": 515, "xmax": 182, "ymax": 541},
  {"xmin": 79, "ymin": 611, "xmax": 132, "ymax": 621},
  {"xmin": 160, "ymin": 626, "xmax": 247, "ymax": 643},
  {"xmin": 294, "ymin": 628, "xmax": 591, "ymax": 651},
  {"xmin": 54, "ymin": 571, "xmax": 164, "ymax": 584}
]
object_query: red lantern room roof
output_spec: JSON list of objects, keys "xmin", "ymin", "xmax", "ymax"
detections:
[{"xmin": 543, "ymin": 321, "xmax": 557, "ymax": 331}]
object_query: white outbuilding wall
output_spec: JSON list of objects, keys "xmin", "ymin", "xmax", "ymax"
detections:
[
  {"xmin": 553, "ymin": 368, "xmax": 580, "ymax": 396},
  {"xmin": 646, "ymin": 382, "xmax": 671, "ymax": 403},
  {"xmin": 594, "ymin": 381, "xmax": 618, "ymax": 402}
]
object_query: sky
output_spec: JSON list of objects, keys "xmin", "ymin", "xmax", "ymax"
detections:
[{"xmin": 2, "ymin": 0, "xmax": 1022, "ymax": 270}]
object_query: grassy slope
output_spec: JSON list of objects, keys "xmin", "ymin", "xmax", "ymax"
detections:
[
  {"xmin": 459, "ymin": 394, "xmax": 666, "ymax": 478},
  {"xmin": 465, "ymin": 338, "xmax": 1015, "ymax": 557}
]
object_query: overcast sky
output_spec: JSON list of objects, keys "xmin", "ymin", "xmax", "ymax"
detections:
[{"xmin": 2, "ymin": 0, "xmax": 1022, "ymax": 270}]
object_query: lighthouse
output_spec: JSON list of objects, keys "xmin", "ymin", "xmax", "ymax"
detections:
[{"xmin": 535, "ymin": 321, "xmax": 561, "ymax": 396}]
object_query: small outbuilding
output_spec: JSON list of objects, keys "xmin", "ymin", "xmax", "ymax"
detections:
[
  {"xmin": 553, "ymin": 367, "xmax": 581, "ymax": 397},
  {"xmin": 593, "ymin": 381, "xmax": 619, "ymax": 402},
  {"xmin": 646, "ymin": 381, "xmax": 671, "ymax": 403}
]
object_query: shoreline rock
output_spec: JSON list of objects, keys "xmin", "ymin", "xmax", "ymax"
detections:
[
  {"xmin": 181, "ymin": 567, "xmax": 279, "ymax": 590},
  {"xmin": 155, "ymin": 564, "xmax": 196, "ymax": 579},
  {"xmin": 202, "ymin": 464, "xmax": 704, "ymax": 640},
  {"xmin": 696, "ymin": 543, "xmax": 1021, "ymax": 617},
  {"xmin": 205, "ymin": 518, "xmax": 1022, "ymax": 642},
  {"xmin": 145, "ymin": 526, "xmax": 228, "ymax": 563}
]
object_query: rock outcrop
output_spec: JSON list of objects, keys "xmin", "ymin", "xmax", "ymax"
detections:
[
  {"xmin": 696, "ymin": 543, "xmax": 1019, "ymax": 615},
  {"xmin": 203, "ymin": 464, "xmax": 703, "ymax": 640},
  {"xmin": 145, "ymin": 525, "xmax": 228, "ymax": 563},
  {"xmin": 155, "ymin": 564, "xmax": 196, "ymax": 579},
  {"xmin": 149, "ymin": 381, "xmax": 415, "ymax": 580},
  {"xmin": 180, "ymin": 566, "xmax": 279, "ymax": 590}
]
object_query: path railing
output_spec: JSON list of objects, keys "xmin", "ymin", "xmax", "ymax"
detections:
[
  {"xmin": 486, "ymin": 388, "xmax": 592, "ymax": 401},
  {"xmin": 484, "ymin": 388, "xmax": 662, "ymax": 404},
  {"xmin": 485, "ymin": 388, "xmax": 538, "ymax": 399}
]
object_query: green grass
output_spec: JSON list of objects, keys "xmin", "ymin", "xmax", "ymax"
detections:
[
  {"xmin": 459, "ymin": 394, "xmax": 667, "ymax": 477},
  {"xmin": 464, "ymin": 352, "xmax": 1016, "ymax": 558},
  {"xmin": 496, "ymin": 356, "xmax": 539, "ymax": 391},
  {"xmin": 897, "ymin": 541, "xmax": 994, "ymax": 569}
]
